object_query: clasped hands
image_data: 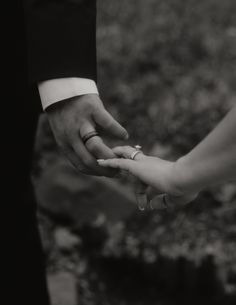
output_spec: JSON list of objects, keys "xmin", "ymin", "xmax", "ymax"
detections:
[
  {"xmin": 46, "ymin": 94, "xmax": 197, "ymax": 211},
  {"xmin": 98, "ymin": 146, "xmax": 198, "ymax": 210}
]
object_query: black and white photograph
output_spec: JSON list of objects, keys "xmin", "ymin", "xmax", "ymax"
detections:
[{"xmin": 5, "ymin": 0, "xmax": 236, "ymax": 304}]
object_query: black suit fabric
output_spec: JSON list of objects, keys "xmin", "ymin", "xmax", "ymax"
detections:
[
  {"xmin": 3, "ymin": 1, "xmax": 97, "ymax": 304},
  {"xmin": 24, "ymin": 0, "xmax": 97, "ymax": 83}
]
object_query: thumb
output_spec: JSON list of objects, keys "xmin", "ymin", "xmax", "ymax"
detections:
[{"xmin": 93, "ymin": 108, "xmax": 129, "ymax": 140}]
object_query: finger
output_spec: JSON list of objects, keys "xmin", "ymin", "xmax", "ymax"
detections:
[
  {"xmin": 93, "ymin": 108, "xmax": 129, "ymax": 140},
  {"xmin": 97, "ymin": 158, "xmax": 133, "ymax": 171},
  {"xmin": 136, "ymin": 193, "xmax": 148, "ymax": 211},
  {"xmin": 72, "ymin": 139, "xmax": 117, "ymax": 177},
  {"xmin": 79, "ymin": 120, "xmax": 118, "ymax": 176},
  {"xmin": 167, "ymin": 192, "xmax": 198, "ymax": 206},
  {"xmin": 79, "ymin": 118, "xmax": 129, "ymax": 178},
  {"xmin": 149, "ymin": 194, "xmax": 168, "ymax": 210},
  {"xmin": 61, "ymin": 146, "xmax": 94, "ymax": 175},
  {"xmin": 134, "ymin": 179, "xmax": 148, "ymax": 210},
  {"xmin": 113, "ymin": 146, "xmax": 146, "ymax": 160},
  {"xmin": 146, "ymin": 186, "xmax": 163, "ymax": 201},
  {"xmin": 134, "ymin": 179, "xmax": 147, "ymax": 195},
  {"xmin": 86, "ymin": 135, "xmax": 116, "ymax": 159},
  {"xmin": 151, "ymin": 192, "xmax": 197, "ymax": 211},
  {"xmin": 72, "ymin": 138, "xmax": 97, "ymax": 168},
  {"xmin": 79, "ymin": 120, "xmax": 96, "ymax": 140}
]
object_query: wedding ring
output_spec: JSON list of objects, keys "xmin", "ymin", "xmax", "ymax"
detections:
[
  {"xmin": 130, "ymin": 145, "xmax": 143, "ymax": 160},
  {"xmin": 130, "ymin": 150, "xmax": 142, "ymax": 160},
  {"xmin": 82, "ymin": 131, "xmax": 99, "ymax": 144}
]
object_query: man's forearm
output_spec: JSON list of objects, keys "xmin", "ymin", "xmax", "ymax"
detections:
[{"xmin": 176, "ymin": 105, "xmax": 236, "ymax": 193}]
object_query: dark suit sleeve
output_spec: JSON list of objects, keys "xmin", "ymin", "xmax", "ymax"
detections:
[{"xmin": 24, "ymin": 0, "xmax": 97, "ymax": 84}]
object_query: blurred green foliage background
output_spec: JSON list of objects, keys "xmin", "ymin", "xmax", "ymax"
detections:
[{"xmin": 35, "ymin": 0, "xmax": 236, "ymax": 304}]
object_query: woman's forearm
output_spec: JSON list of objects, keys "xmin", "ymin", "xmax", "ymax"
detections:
[{"xmin": 175, "ymin": 105, "xmax": 236, "ymax": 193}]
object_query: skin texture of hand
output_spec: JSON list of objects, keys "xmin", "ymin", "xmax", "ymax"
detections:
[
  {"xmin": 98, "ymin": 146, "xmax": 198, "ymax": 208},
  {"xmin": 46, "ymin": 94, "xmax": 128, "ymax": 177}
]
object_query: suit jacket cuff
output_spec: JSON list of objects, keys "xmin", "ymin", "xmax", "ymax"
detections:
[{"xmin": 38, "ymin": 78, "xmax": 99, "ymax": 110}]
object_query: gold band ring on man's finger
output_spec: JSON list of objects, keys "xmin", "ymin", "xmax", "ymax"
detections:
[{"xmin": 82, "ymin": 131, "xmax": 99, "ymax": 144}]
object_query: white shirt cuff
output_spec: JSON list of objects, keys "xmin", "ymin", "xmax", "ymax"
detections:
[{"xmin": 38, "ymin": 77, "xmax": 99, "ymax": 110}]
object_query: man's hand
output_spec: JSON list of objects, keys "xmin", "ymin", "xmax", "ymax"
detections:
[{"xmin": 46, "ymin": 94, "xmax": 128, "ymax": 176}]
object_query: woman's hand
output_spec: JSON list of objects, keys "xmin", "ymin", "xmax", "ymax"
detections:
[{"xmin": 98, "ymin": 146, "xmax": 198, "ymax": 209}]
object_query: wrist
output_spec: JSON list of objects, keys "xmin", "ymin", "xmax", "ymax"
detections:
[
  {"xmin": 172, "ymin": 155, "xmax": 202, "ymax": 195},
  {"xmin": 46, "ymin": 93, "xmax": 101, "ymax": 113}
]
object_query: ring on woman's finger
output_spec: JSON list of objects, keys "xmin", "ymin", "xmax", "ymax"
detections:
[
  {"xmin": 130, "ymin": 150, "xmax": 143, "ymax": 160},
  {"xmin": 130, "ymin": 144, "xmax": 143, "ymax": 160}
]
